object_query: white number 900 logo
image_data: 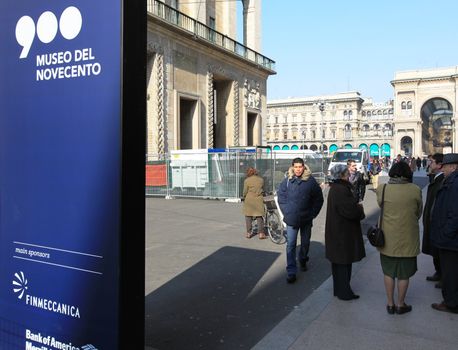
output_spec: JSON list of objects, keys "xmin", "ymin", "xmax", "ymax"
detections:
[{"xmin": 15, "ymin": 6, "xmax": 82, "ymax": 59}]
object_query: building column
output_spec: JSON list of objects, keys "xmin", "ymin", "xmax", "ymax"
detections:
[
  {"xmin": 243, "ymin": 0, "xmax": 261, "ymax": 51},
  {"xmin": 415, "ymin": 121, "xmax": 422, "ymax": 156},
  {"xmin": 207, "ymin": 71, "xmax": 214, "ymax": 149},
  {"xmin": 233, "ymin": 80, "xmax": 240, "ymax": 146},
  {"xmin": 156, "ymin": 52, "xmax": 166, "ymax": 156}
]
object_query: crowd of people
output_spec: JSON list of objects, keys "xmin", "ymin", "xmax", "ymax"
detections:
[{"xmin": 241, "ymin": 152, "xmax": 458, "ymax": 315}]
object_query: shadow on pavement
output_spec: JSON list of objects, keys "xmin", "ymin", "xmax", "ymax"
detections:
[{"xmin": 145, "ymin": 244, "xmax": 329, "ymax": 350}]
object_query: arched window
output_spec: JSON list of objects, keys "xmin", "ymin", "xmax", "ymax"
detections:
[
  {"xmin": 383, "ymin": 110, "xmax": 388, "ymax": 115},
  {"xmin": 362, "ymin": 111, "xmax": 366, "ymax": 117},
  {"xmin": 311, "ymin": 130, "xmax": 316, "ymax": 139},
  {"xmin": 344, "ymin": 124, "xmax": 352, "ymax": 139},
  {"xmin": 343, "ymin": 110, "xmax": 348, "ymax": 117},
  {"xmin": 367, "ymin": 111, "xmax": 371, "ymax": 117},
  {"xmin": 389, "ymin": 109, "xmax": 394, "ymax": 114},
  {"xmin": 384, "ymin": 123, "xmax": 392, "ymax": 136},
  {"xmin": 377, "ymin": 110, "xmax": 382, "ymax": 115},
  {"xmin": 283, "ymin": 131, "xmax": 288, "ymax": 140},
  {"xmin": 407, "ymin": 101, "xmax": 412, "ymax": 109},
  {"xmin": 374, "ymin": 124, "xmax": 381, "ymax": 131},
  {"xmin": 401, "ymin": 101, "xmax": 407, "ymax": 110},
  {"xmin": 349, "ymin": 110, "xmax": 353, "ymax": 117}
]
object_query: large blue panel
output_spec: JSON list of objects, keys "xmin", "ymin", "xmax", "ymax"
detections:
[{"xmin": 0, "ymin": 1, "xmax": 122, "ymax": 348}]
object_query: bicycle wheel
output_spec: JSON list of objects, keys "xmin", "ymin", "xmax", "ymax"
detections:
[{"xmin": 266, "ymin": 210, "xmax": 286, "ymax": 244}]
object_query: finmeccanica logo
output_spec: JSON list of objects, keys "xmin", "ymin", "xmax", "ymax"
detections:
[
  {"xmin": 15, "ymin": 6, "xmax": 82, "ymax": 59},
  {"xmin": 12, "ymin": 271, "xmax": 81, "ymax": 318},
  {"xmin": 12, "ymin": 271, "xmax": 28, "ymax": 299}
]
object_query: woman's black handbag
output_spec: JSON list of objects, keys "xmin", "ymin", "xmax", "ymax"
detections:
[
  {"xmin": 367, "ymin": 184, "xmax": 386, "ymax": 247},
  {"xmin": 367, "ymin": 225, "xmax": 385, "ymax": 247}
]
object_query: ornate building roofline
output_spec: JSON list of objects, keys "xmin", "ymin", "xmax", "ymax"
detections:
[
  {"xmin": 147, "ymin": 0, "xmax": 276, "ymax": 75},
  {"xmin": 391, "ymin": 75, "xmax": 456, "ymax": 86},
  {"xmin": 267, "ymin": 91, "xmax": 364, "ymax": 108},
  {"xmin": 391, "ymin": 65, "xmax": 458, "ymax": 86}
]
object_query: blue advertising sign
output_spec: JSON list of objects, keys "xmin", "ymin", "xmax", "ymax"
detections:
[
  {"xmin": 370, "ymin": 143, "xmax": 380, "ymax": 156},
  {"xmin": 0, "ymin": 1, "xmax": 125, "ymax": 348},
  {"xmin": 381, "ymin": 143, "xmax": 391, "ymax": 157}
]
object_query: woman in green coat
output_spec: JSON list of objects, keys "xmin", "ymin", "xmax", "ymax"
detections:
[
  {"xmin": 376, "ymin": 161, "xmax": 422, "ymax": 315},
  {"xmin": 243, "ymin": 167, "xmax": 266, "ymax": 239}
]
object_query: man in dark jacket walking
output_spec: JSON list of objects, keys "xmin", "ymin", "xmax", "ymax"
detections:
[
  {"xmin": 347, "ymin": 159, "xmax": 366, "ymax": 202},
  {"xmin": 430, "ymin": 153, "xmax": 458, "ymax": 314},
  {"xmin": 278, "ymin": 158, "xmax": 324, "ymax": 284},
  {"xmin": 421, "ymin": 153, "xmax": 444, "ymax": 285}
]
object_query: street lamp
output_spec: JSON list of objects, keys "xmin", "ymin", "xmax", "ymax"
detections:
[
  {"xmin": 318, "ymin": 101, "xmax": 325, "ymax": 149},
  {"xmin": 318, "ymin": 100, "xmax": 326, "ymax": 178},
  {"xmin": 301, "ymin": 128, "xmax": 306, "ymax": 150}
]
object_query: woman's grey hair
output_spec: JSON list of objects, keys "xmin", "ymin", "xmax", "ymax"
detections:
[{"xmin": 329, "ymin": 164, "xmax": 348, "ymax": 181}]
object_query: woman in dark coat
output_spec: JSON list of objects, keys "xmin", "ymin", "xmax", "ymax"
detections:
[{"xmin": 325, "ymin": 164, "xmax": 366, "ymax": 300}]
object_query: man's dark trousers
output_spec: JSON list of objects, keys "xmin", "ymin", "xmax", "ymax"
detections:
[{"xmin": 439, "ymin": 248, "xmax": 458, "ymax": 309}]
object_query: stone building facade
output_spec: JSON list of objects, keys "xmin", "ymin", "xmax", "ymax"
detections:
[
  {"xmin": 146, "ymin": 0, "xmax": 275, "ymax": 159},
  {"xmin": 391, "ymin": 66, "xmax": 458, "ymax": 157},
  {"xmin": 267, "ymin": 66, "xmax": 458, "ymax": 158},
  {"xmin": 266, "ymin": 92, "xmax": 394, "ymax": 158}
]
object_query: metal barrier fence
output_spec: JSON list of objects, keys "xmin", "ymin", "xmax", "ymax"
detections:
[{"xmin": 146, "ymin": 151, "xmax": 330, "ymax": 200}]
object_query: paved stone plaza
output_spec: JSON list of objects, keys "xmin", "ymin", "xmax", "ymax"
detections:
[{"xmin": 144, "ymin": 172, "xmax": 458, "ymax": 350}]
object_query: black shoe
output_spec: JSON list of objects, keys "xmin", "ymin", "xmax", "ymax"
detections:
[
  {"xmin": 426, "ymin": 273, "xmax": 441, "ymax": 282},
  {"xmin": 386, "ymin": 305, "xmax": 395, "ymax": 314},
  {"xmin": 435, "ymin": 282, "xmax": 442, "ymax": 289},
  {"xmin": 286, "ymin": 275, "xmax": 296, "ymax": 284},
  {"xmin": 299, "ymin": 261, "xmax": 308, "ymax": 271},
  {"xmin": 395, "ymin": 304, "xmax": 412, "ymax": 315},
  {"xmin": 337, "ymin": 294, "xmax": 359, "ymax": 301},
  {"xmin": 431, "ymin": 302, "xmax": 458, "ymax": 314}
]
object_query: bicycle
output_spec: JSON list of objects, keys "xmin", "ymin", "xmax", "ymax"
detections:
[{"xmin": 250, "ymin": 192, "xmax": 286, "ymax": 244}]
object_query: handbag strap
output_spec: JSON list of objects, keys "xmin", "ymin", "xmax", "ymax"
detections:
[{"xmin": 378, "ymin": 184, "xmax": 387, "ymax": 228}]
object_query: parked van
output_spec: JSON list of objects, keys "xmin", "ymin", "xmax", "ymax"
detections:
[{"xmin": 327, "ymin": 148, "xmax": 369, "ymax": 180}]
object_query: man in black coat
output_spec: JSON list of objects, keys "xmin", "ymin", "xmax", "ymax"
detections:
[
  {"xmin": 278, "ymin": 158, "xmax": 324, "ymax": 284},
  {"xmin": 422, "ymin": 153, "xmax": 444, "ymax": 285},
  {"xmin": 430, "ymin": 153, "xmax": 458, "ymax": 314},
  {"xmin": 347, "ymin": 159, "xmax": 365, "ymax": 202}
]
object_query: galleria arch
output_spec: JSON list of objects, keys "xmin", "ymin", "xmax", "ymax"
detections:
[
  {"xmin": 421, "ymin": 97, "xmax": 453, "ymax": 155},
  {"xmin": 391, "ymin": 67, "xmax": 458, "ymax": 157}
]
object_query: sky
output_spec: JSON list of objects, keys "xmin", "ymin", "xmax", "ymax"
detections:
[{"xmin": 260, "ymin": 0, "xmax": 458, "ymax": 103}]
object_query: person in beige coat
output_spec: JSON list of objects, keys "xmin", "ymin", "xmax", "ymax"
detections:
[
  {"xmin": 242, "ymin": 167, "xmax": 266, "ymax": 239},
  {"xmin": 376, "ymin": 161, "xmax": 422, "ymax": 315}
]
